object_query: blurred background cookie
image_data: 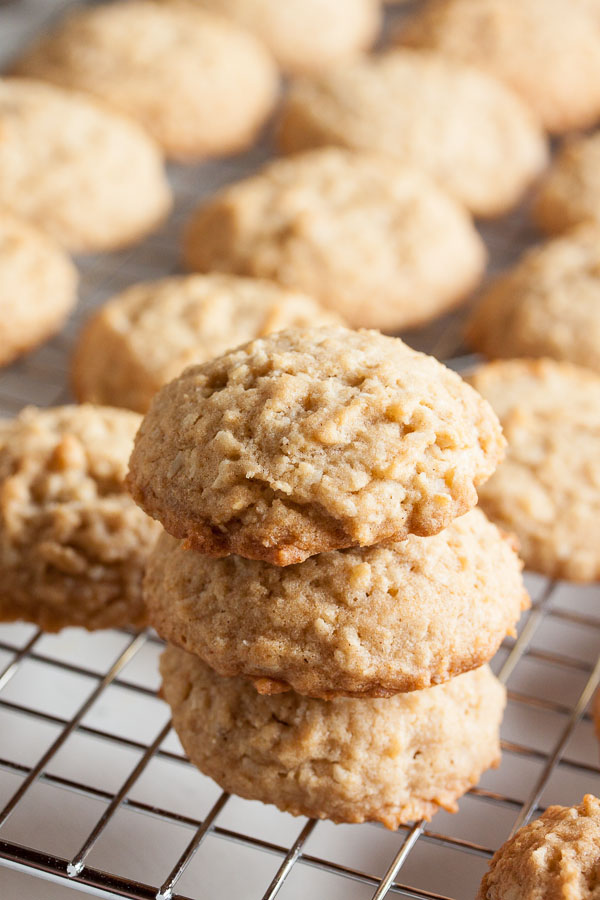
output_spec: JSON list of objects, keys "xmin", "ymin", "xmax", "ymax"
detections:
[
  {"xmin": 161, "ymin": 646, "xmax": 505, "ymax": 827},
  {"xmin": 72, "ymin": 274, "xmax": 342, "ymax": 412},
  {"xmin": 467, "ymin": 225, "xmax": 600, "ymax": 373},
  {"xmin": 0, "ymin": 211, "xmax": 77, "ymax": 368},
  {"xmin": 12, "ymin": 0, "xmax": 279, "ymax": 160},
  {"xmin": 534, "ymin": 133, "xmax": 600, "ymax": 235},
  {"xmin": 279, "ymin": 50, "xmax": 547, "ymax": 218},
  {"xmin": 469, "ymin": 359, "xmax": 600, "ymax": 582},
  {"xmin": 397, "ymin": 0, "xmax": 600, "ymax": 134},
  {"xmin": 145, "ymin": 509, "xmax": 527, "ymax": 698},
  {"xmin": 0, "ymin": 405, "xmax": 161, "ymax": 632},
  {"xmin": 0, "ymin": 78, "xmax": 171, "ymax": 252},
  {"xmin": 170, "ymin": 0, "xmax": 381, "ymax": 74},
  {"xmin": 183, "ymin": 148, "xmax": 486, "ymax": 330}
]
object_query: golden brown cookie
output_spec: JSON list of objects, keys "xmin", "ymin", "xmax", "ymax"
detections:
[
  {"xmin": 145, "ymin": 509, "xmax": 528, "ymax": 698},
  {"xmin": 0, "ymin": 405, "xmax": 161, "ymax": 632},
  {"xmin": 183, "ymin": 148, "xmax": 486, "ymax": 331},
  {"xmin": 128, "ymin": 326, "xmax": 505, "ymax": 565},
  {"xmin": 469, "ymin": 359, "xmax": 600, "ymax": 582},
  {"xmin": 279, "ymin": 50, "xmax": 547, "ymax": 218},
  {"xmin": 0, "ymin": 78, "xmax": 171, "ymax": 253},
  {"xmin": 398, "ymin": 0, "xmax": 600, "ymax": 134},
  {"xmin": 0, "ymin": 211, "xmax": 77, "ymax": 368},
  {"xmin": 13, "ymin": 0, "xmax": 278, "ymax": 161},
  {"xmin": 534, "ymin": 133, "xmax": 600, "ymax": 236},
  {"xmin": 477, "ymin": 795, "xmax": 600, "ymax": 900},
  {"xmin": 466, "ymin": 225, "xmax": 600, "ymax": 373},
  {"xmin": 175, "ymin": 0, "xmax": 381, "ymax": 74},
  {"xmin": 161, "ymin": 646, "xmax": 505, "ymax": 828},
  {"xmin": 72, "ymin": 274, "xmax": 342, "ymax": 413}
]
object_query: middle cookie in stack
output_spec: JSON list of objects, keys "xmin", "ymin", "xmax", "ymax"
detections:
[{"xmin": 128, "ymin": 326, "xmax": 527, "ymax": 828}]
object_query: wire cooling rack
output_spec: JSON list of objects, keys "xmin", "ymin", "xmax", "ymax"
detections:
[{"xmin": 2, "ymin": 3, "xmax": 600, "ymax": 899}]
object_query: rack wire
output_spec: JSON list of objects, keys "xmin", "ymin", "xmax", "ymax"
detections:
[{"xmin": 2, "ymin": 3, "xmax": 600, "ymax": 899}]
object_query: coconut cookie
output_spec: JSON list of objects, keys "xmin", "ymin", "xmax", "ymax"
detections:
[
  {"xmin": 279, "ymin": 51, "xmax": 547, "ymax": 218},
  {"xmin": 179, "ymin": 0, "xmax": 380, "ymax": 74},
  {"xmin": 398, "ymin": 0, "xmax": 600, "ymax": 135},
  {"xmin": 13, "ymin": 1, "xmax": 278, "ymax": 161},
  {"xmin": 0, "ymin": 212, "xmax": 77, "ymax": 368},
  {"xmin": 146, "ymin": 509, "xmax": 527, "ymax": 698},
  {"xmin": 183, "ymin": 148, "xmax": 486, "ymax": 331},
  {"xmin": 477, "ymin": 795, "xmax": 600, "ymax": 900},
  {"xmin": 0, "ymin": 78, "xmax": 170, "ymax": 253},
  {"xmin": 467, "ymin": 226, "xmax": 600, "ymax": 373},
  {"xmin": 72, "ymin": 274, "xmax": 342, "ymax": 413},
  {"xmin": 161, "ymin": 646, "xmax": 505, "ymax": 827},
  {"xmin": 469, "ymin": 359, "xmax": 600, "ymax": 582},
  {"xmin": 534, "ymin": 134, "xmax": 600, "ymax": 236},
  {"xmin": 128, "ymin": 327, "xmax": 505, "ymax": 565},
  {"xmin": 0, "ymin": 405, "xmax": 161, "ymax": 632}
]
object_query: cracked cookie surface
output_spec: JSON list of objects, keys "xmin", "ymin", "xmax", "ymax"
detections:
[{"xmin": 128, "ymin": 326, "xmax": 505, "ymax": 564}]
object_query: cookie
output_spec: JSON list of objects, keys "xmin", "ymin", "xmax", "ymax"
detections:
[
  {"xmin": 161, "ymin": 646, "xmax": 505, "ymax": 828},
  {"xmin": 398, "ymin": 0, "xmax": 600, "ymax": 134},
  {"xmin": 0, "ymin": 405, "xmax": 161, "ymax": 632},
  {"xmin": 0, "ymin": 212, "xmax": 77, "ymax": 368},
  {"xmin": 183, "ymin": 148, "xmax": 487, "ymax": 331},
  {"xmin": 534, "ymin": 133, "xmax": 600, "ymax": 236},
  {"xmin": 128, "ymin": 326, "xmax": 505, "ymax": 565},
  {"xmin": 72, "ymin": 274, "xmax": 343, "ymax": 413},
  {"xmin": 279, "ymin": 50, "xmax": 547, "ymax": 218},
  {"xmin": 13, "ymin": 1, "xmax": 278, "ymax": 161},
  {"xmin": 469, "ymin": 359, "xmax": 600, "ymax": 582},
  {"xmin": 146, "ymin": 509, "xmax": 527, "ymax": 698},
  {"xmin": 467, "ymin": 226, "xmax": 600, "ymax": 373},
  {"xmin": 477, "ymin": 795, "xmax": 600, "ymax": 900},
  {"xmin": 0, "ymin": 78, "xmax": 171, "ymax": 253},
  {"xmin": 176, "ymin": 0, "xmax": 380, "ymax": 74}
]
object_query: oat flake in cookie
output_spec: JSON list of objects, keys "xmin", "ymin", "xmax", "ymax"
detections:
[
  {"xmin": 128, "ymin": 326, "xmax": 505, "ymax": 565},
  {"xmin": 160, "ymin": 647, "xmax": 505, "ymax": 829},
  {"xmin": 0, "ymin": 405, "xmax": 161, "ymax": 632}
]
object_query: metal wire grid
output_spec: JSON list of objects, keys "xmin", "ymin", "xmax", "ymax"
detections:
[{"xmin": 0, "ymin": 578, "xmax": 599, "ymax": 900}]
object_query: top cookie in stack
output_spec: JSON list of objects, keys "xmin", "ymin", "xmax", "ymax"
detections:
[{"xmin": 128, "ymin": 325, "xmax": 505, "ymax": 564}]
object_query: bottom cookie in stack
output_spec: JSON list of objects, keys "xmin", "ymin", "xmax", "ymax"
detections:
[{"xmin": 160, "ymin": 645, "xmax": 505, "ymax": 829}]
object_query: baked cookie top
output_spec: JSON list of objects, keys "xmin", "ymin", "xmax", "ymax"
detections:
[
  {"xmin": 72, "ymin": 274, "xmax": 343, "ymax": 413},
  {"xmin": 183, "ymin": 147, "xmax": 486, "ymax": 331},
  {"xmin": 128, "ymin": 326, "xmax": 505, "ymax": 565},
  {"xmin": 478, "ymin": 795, "xmax": 600, "ymax": 900},
  {"xmin": 0, "ymin": 211, "xmax": 77, "ymax": 368},
  {"xmin": 161, "ymin": 647, "xmax": 505, "ymax": 828},
  {"xmin": 0, "ymin": 405, "xmax": 161, "ymax": 631},
  {"xmin": 146, "ymin": 508, "xmax": 528, "ymax": 698},
  {"xmin": 0, "ymin": 78, "xmax": 171, "ymax": 253},
  {"xmin": 534, "ymin": 133, "xmax": 600, "ymax": 235},
  {"xmin": 398, "ymin": 0, "xmax": 600, "ymax": 134},
  {"xmin": 183, "ymin": 0, "xmax": 380, "ymax": 74},
  {"xmin": 469, "ymin": 359, "xmax": 600, "ymax": 582},
  {"xmin": 467, "ymin": 225, "xmax": 600, "ymax": 374},
  {"xmin": 279, "ymin": 50, "xmax": 547, "ymax": 218},
  {"xmin": 13, "ymin": 0, "xmax": 278, "ymax": 160}
]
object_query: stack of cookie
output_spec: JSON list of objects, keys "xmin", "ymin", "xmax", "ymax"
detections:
[{"xmin": 128, "ymin": 326, "xmax": 528, "ymax": 828}]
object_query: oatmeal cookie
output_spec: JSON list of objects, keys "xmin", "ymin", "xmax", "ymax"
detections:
[
  {"xmin": 161, "ymin": 647, "xmax": 505, "ymax": 828},
  {"xmin": 128, "ymin": 326, "xmax": 505, "ymax": 565}
]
